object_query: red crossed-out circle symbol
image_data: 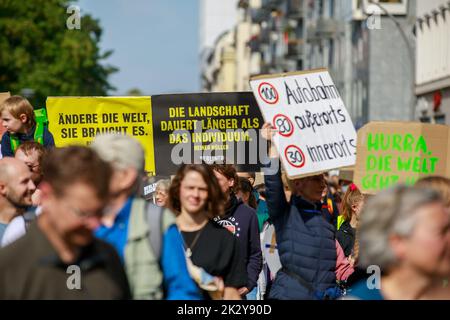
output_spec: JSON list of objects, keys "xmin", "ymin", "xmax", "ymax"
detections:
[
  {"xmin": 284, "ymin": 145, "xmax": 306, "ymax": 168},
  {"xmin": 258, "ymin": 82, "xmax": 279, "ymax": 104},
  {"xmin": 273, "ymin": 114, "xmax": 294, "ymax": 137}
]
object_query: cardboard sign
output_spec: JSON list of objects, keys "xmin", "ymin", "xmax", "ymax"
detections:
[
  {"xmin": 250, "ymin": 69, "xmax": 357, "ymax": 179},
  {"xmin": 46, "ymin": 97, "xmax": 155, "ymax": 174},
  {"xmin": 354, "ymin": 121, "xmax": 450, "ymax": 194},
  {"xmin": 0, "ymin": 92, "xmax": 11, "ymax": 138},
  {"xmin": 151, "ymin": 92, "xmax": 265, "ymax": 175}
]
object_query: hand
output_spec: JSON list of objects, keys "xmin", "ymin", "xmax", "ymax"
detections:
[
  {"xmin": 261, "ymin": 122, "xmax": 279, "ymax": 158},
  {"xmin": 213, "ymin": 277, "xmax": 224, "ymax": 293},
  {"xmin": 261, "ymin": 122, "xmax": 276, "ymax": 142},
  {"xmin": 238, "ymin": 287, "xmax": 249, "ymax": 296},
  {"xmin": 348, "ymin": 256, "xmax": 356, "ymax": 267}
]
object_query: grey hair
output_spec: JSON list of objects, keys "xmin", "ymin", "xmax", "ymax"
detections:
[
  {"xmin": 90, "ymin": 133, "xmax": 145, "ymax": 174},
  {"xmin": 156, "ymin": 179, "xmax": 171, "ymax": 192},
  {"xmin": 358, "ymin": 184, "xmax": 442, "ymax": 272}
]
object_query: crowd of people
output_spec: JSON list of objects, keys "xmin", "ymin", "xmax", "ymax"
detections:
[{"xmin": 0, "ymin": 95, "xmax": 449, "ymax": 300}]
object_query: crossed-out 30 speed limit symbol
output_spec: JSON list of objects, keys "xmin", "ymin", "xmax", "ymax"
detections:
[
  {"xmin": 273, "ymin": 114, "xmax": 294, "ymax": 137},
  {"xmin": 284, "ymin": 145, "xmax": 306, "ymax": 168}
]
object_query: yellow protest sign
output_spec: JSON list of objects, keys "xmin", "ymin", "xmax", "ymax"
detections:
[{"xmin": 46, "ymin": 97, "xmax": 155, "ymax": 174}]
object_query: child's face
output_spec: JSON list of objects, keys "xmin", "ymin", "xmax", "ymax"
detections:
[
  {"xmin": 1, "ymin": 110, "xmax": 25, "ymax": 133},
  {"xmin": 352, "ymin": 199, "xmax": 364, "ymax": 219}
]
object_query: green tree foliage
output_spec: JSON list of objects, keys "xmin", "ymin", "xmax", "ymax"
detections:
[
  {"xmin": 126, "ymin": 88, "xmax": 143, "ymax": 96},
  {"xmin": 0, "ymin": 0, "xmax": 117, "ymax": 107}
]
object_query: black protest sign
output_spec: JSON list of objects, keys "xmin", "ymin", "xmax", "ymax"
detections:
[{"xmin": 151, "ymin": 92, "xmax": 265, "ymax": 175}]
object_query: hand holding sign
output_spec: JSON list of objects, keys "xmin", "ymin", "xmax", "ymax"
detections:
[
  {"xmin": 261, "ymin": 122, "xmax": 279, "ymax": 158},
  {"xmin": 250, "ymin": 69, "xmax": 357, "ymax": 179},
  {"xmin": 261, "ymin": 122, "xmax": 276, "ymax": 141}
]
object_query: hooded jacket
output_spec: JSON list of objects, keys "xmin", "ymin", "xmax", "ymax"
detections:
[
  {"xmin": 214, "ymin": 194, "xmax": 262, "ymax": 291},
  {"xmin": 336, "ymin": 220, "xmax": 356, "ymax": 257}
]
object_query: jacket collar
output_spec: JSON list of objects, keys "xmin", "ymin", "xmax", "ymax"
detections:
[
  {"xmin": 222, "ymin": 193, "xmax": 243, "ymax": 219},
  {"xmin": 292, "ymin": 195, "xmax": 322, "ymax": 211}
]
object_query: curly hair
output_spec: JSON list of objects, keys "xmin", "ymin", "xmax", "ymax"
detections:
[
  {"xmin": 237, "ymin": 176, "xmax": 257, "ymax": 209},
  {"xmin": 358, "ymin": 184, "xmax": 441, "ymax": 271},
  {"xmin": 210, "ymin": 164, "xmax": 238, "ymax": 193},
  {"xmin": 168, "ymin": 164, "xmax": 225, "ymax": 219},
  {"xmin": 340, "ymin": 184, "xmax": 364, "ymax": 222},
  {"xmin": 415, "ymin": 176, "xmax": 450, "ymax": 208}
]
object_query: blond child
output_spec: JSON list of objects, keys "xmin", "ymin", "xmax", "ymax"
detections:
[
  {"xmin": 0, "ymin": 96, "xmax": 54, "ymax": 157},
  {"xmin": 336, "ymin": 183, "xmax": 364, "ymax": 259}
]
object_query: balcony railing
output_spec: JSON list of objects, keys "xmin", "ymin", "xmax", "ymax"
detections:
[
  {"xmin": 286, "ymin": 40, "xmax": 304, "ymax": 59},
  {"xmin": 286, "ymin": 0, "xmax": 304, "ymax": 20}
]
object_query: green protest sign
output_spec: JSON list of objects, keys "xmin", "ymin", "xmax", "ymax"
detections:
[{"xmin": 354, "ymin": 122, "xmax": 450, "ymax": 193}]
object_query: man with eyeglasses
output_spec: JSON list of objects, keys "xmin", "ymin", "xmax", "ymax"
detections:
[{"xmin": 0, "ymin": 146, "xmax": 131, "ymax": 299}]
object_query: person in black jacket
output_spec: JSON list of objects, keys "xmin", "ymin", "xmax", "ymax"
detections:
[
  {"xmin": 211, "ymin": 164, "xmax": 262, "ymax": 300},
  {"xmin": 336, "ymin": 183, "xmax": 364, "ymax": 258}
]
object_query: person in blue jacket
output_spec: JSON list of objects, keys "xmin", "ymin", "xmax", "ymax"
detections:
[
  {"xmin": 91, "ymin": 133, "xmax": 201, "ymax": 300},
  {"xmin": 1, "ymin": 96, "xmax": 54, "ymax": 157},
  {"xmin": 261, "ymin": 123, "xmax": 338, "ymax": 300}
]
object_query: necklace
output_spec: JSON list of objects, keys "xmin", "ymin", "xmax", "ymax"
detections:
[{"xmin": 182, "ymin": 224, "xmax": 206, "ymax": 258}]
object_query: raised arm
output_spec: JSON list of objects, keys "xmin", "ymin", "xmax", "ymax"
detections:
[{"xmin": 261, "ymin": 123, "xmax": 288, "ymax": 220}]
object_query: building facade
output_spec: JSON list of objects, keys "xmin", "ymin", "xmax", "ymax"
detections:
[
  {"xmin": 201, "ymin": 0, "xmax": 419, "ymax": 129},
  {"xmin": 201, "ymin": 0, "xmax": 262, "ymax": 92},
  {"xmin": 415, "ymin": 0, "xmax": 450, "ymax": 124}
]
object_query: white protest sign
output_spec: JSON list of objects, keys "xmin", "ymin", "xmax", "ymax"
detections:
[
  {"xmin": 144, "ymin": 183, "xmax": 157, "ymax": 196},
  {"xmin": 262, "ymin": 224, "xmax": 281, "ymax": 275},
  {"xmin": 250, "ymin": 69, "xmax": 357, "ymax": 179}
]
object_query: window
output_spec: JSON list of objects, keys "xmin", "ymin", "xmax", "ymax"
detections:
[{"xmin": 363, "ymin": 0, "xmax": 409, "ymax": 15}]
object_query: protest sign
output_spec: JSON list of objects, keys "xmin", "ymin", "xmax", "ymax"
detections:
[
  {"xmin": 46, "ymin": 97, "xmax": 155, "ymax": 174},
  {"xmin": 338, "ymin": 166, "xmax": 355, "ymax": 182},
  {"xmin": 354, "ymin": 121, "xmax": 450, "ymax": 194},
  {"xmin": 262, "ymin": 224, "xmax": 281, "ymax": 275},
  {"xmin": 250, "ymin": 68, "xmax": 357, "ymax": 179},
  {"xmin": 151, "ymin": 92, "xmax": 265, "ymax": 175},
  {"xmin": 0, "ymin": 92, "xmax": 11, "ymax": 138}
]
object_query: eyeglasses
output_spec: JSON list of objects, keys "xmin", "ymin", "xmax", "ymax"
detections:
[
  {"xmin": 25, "ymin": 163, "xmax": 40, "ymax": 171},
  {"xmin": 65, "ymin": 203, "xmax": 105, "ymax": 220}
]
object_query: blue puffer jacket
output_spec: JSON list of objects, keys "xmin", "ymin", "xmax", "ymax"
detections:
[{"xmin": 264, "ymin": 165, "xmax": 337, "ymax": 300}]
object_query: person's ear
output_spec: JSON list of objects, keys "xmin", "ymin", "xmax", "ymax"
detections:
[
  {"xmin": 39, "ymin": 182, "xmax": 53, "ymax": 201},
  {"xmin": 389, "ymin": 234, "xmax": 407, "ymax": 261},
  {"xmin": 0, "ymin": 181, "xmax": 7, "ymax": 196},
  {"xmin": 293, "ymin": 179, "xmax": 302, "ymax": 191},
  {"xmin": 19, "ymin": 113, "xmax": 28, "ymax": 124},
  {"xmin": 228, "ymin": 178, "xmax": 234, "ymax": 189},
  {"xmin": 120, "ymin": 168, "xmax": 139, "ymax": 190}
]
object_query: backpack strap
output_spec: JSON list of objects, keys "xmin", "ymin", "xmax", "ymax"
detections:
[
  {"xmin": 9, "ymin": 122, "xmax": 45, "ymax": 154},
  {"xmin": 146, "ymin": 203, "xmax": 164, "ymax": 262},
  {"xmin": 10, "ymin": 134, "xmax": 20, "ymax": 154},
  {"xmin": 34, "ymin": 122, "xmax": 44, "ymax": 145}
]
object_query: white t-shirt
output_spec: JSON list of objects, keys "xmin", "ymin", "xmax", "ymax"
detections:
[{"xmin": 1, "ymin": 207, "xmax": 41, "ymax": 247}]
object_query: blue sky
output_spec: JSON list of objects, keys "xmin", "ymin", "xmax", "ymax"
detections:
[{"xmin": 78, "ymin": 0, "xmax": 200, "ymax": 95}]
